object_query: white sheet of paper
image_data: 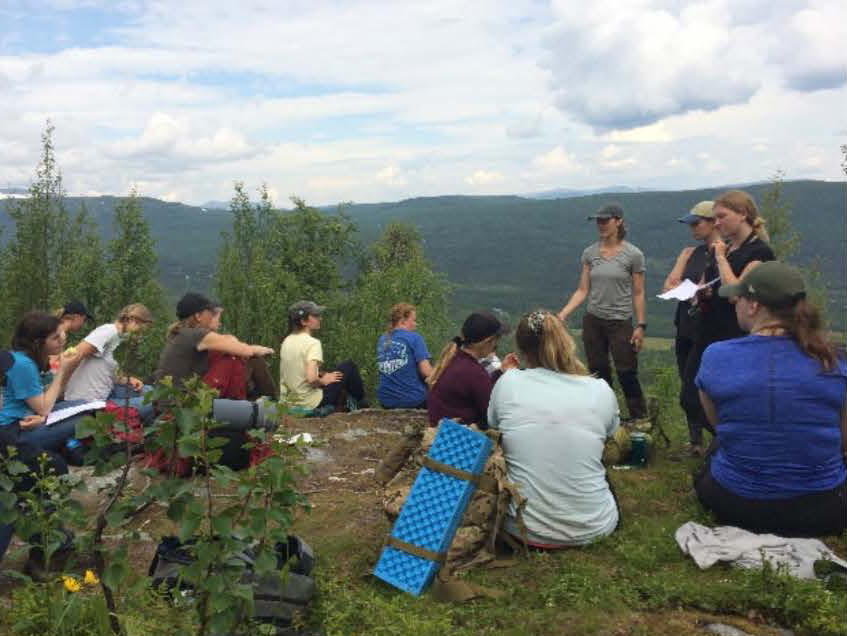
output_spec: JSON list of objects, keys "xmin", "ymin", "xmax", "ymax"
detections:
[
  {"xmin": 657, "ymin": 279, "xmax": 699, "ymax": 301},
  {"xmin": 46, "ymin": 401, "xmax": 106, "ymax": 426}
]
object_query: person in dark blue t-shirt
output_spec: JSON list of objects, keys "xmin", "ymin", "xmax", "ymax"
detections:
[
  {"xmin": 376, "ymin": 304, "xmax": 433, "ymax": 409},
  {"xmin": 695, "ymin": 262, "xmax": 846, "ymax": 537}
]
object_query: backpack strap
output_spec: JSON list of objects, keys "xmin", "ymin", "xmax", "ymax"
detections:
[
  {"xmin": 384, "ymin": 536, "xmax": 446, "ymax": 564},
  {"xmin": 420, "ymin": 456, "xmax": 498, "ymax": 493}
]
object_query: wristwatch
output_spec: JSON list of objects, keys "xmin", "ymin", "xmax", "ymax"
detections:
[{"xmin": 636, "ymin": 323, "xmax": 647, "ymax": 331}]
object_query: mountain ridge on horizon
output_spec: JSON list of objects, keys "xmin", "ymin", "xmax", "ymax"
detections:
[{"xmin": 2, "ymin": 179, "xmax": 844, "ymax": 335}]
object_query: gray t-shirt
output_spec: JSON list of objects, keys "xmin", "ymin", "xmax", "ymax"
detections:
[
  {"xmin": 64, "ymin": 323, "xmax": 121, "ymax": 401},
  {"xmin": 582, "ymin": 241, "xmax": 645, "ymax": 320},
  {"xmin": 488, "ymin": 368, "xmax": 620, "ymax": 546}
]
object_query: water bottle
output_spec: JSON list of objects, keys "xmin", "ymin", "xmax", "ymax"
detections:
[{"xmin": 64, "ymin": 438, "xmax": 85, "ymax": 466}]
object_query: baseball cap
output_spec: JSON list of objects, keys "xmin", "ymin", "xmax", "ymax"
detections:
[
  {"xmin": 587, "ymin": 203, "xmax": 624, "ymax": 221},
  {"xmin": 678, "ymin": 200, "xmax": 715, "ymax": 224},
  {"xmin": 461, "ymin": 311, "xmax": 510, "ymax": 344},
  {"xmin": 718, "ymin": 261, "xmax": 806, "ymax": 307},
  {"xmin": 62, "ymin": 300, "xmax": 94, "ymax": 321},
  {"xmin": 288, "ymin": 300, "xmax": 326, "ymax": 321},
  {"xmin": 176, "ymin": 292, "xmax": 216, "ymax": 319}
]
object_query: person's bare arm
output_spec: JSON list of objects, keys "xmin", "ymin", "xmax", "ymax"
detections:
[
  {"xmin": 557, "ymin": 262, "xmax": 590, "ymax": 321},
  {"xmin": 60, "ymin": 340, "xmax": 97, "ymax": 382},
  {"xmin": 417, "ymin": 359, "xmax": 434, "ymax": 379},
  {"xmin": 663, "ymin": 247, "xmax": 694, "ymax": 291},
  {"xmin": 197, "ymin": 332, "xmax": 273, "ymax": 358},
  {"xmin": 24, "ymin": 357, "xmax": 73, "ymax": 419},
  {"xmin": 305, "ymin": 359, "xmax": 341, "ymax": 386},
  {"xmin": 629, "ymin": 272, "xmax": 646, "ymax": 352},
  {"xmin": 698, "ymin": 390, "xmax": 718, "ymax": 429},
  {"xmin": 712, "ymin": 241, "xmax": 761, "ymax": 285}
]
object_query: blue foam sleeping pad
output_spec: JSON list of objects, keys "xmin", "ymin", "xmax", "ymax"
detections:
[{"xmin": 373, "ymin": 418, "xmax": 493, "ymax": 596}]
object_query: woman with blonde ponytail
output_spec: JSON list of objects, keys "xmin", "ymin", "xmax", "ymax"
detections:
[
  {"xmin": 681, "ymin": 191, "xmax": 775, "ymax": 455},
  {"xmin": 426, "ymin": 311, "xmax": 518, "ymax": 428},
  {"xmin": 487, "ymin": 310, "xmax": 620, "ymax": 547},
  {"xmin": 376, "ymin": 304, "xmax": 433, "ymax": 409}
]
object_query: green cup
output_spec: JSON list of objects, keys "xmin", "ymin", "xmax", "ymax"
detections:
[{"xmin": 629, "ymin": 432, "xmax": 648, "ymax": 467}]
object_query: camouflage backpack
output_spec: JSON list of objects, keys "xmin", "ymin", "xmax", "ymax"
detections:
[{"xmin": 375, "ymin": 421, "xmax": 527, "ymax": 600}]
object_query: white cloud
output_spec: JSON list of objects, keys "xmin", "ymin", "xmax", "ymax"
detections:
[
  {"xmin": 464, "ymin": 169, "xmax": 505, "ymax": 185},
  {"xmin": 375, "ymin": 165, "xmax": 407, "ymax": 187},
  {"xmin": 0, "ymin": 0, "xmax": 843, "ymax": 204},
  {"xmin": 531, "ymin": 146, "xmax": 584, "ymax": 175}
]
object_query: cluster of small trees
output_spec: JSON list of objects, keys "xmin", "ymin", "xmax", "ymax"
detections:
[
  {"xmin": 0, "ymin": 123, "xmax": 168, "ymax": 371},
  {"xmin": 0, "ymin": 123, "xmax": 452, "ymax": 387}
]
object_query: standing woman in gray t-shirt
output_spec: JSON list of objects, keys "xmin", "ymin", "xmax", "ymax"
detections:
[{"xmin": 556, "ymin": 203, "xmax": 647, "ymax": 419}]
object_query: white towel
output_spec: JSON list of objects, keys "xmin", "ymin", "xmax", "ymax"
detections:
[{"xmin": 675, "ymin": 521, "xmax": 847, "ymax": 579}]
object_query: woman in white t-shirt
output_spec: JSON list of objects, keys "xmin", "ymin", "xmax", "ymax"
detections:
[
  {"xmin": 64, "ymin": 304, "xmax": 154, "ymax": 412},
  {"xmin": 488, "ymin": 309, "xmax": 621, "ymax": 548}
]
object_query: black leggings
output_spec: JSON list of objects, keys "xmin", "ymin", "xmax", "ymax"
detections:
[
  {"xmin": 680, "ymin": 341, "xmax": 714, "ymax": 445},
  {"xmin": 318, "ymin": 360, "xmax": 365, "ymax": 408},
  {"xmin": 694, "ymin": 446, "xmax": 847, "ymax": 537}
]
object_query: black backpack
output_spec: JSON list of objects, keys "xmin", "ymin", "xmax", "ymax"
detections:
[{"xmin": 149, "ymin": 535, "xmax": 316, "ymax": 630}]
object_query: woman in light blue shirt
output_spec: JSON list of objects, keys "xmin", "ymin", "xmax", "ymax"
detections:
[{"xmin": 488, "ymin": 309, "xmax": 620, "ymax": 547}]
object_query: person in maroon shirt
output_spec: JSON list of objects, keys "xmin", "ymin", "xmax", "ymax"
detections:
[{"xmin": 426, "ymin": 311, "xmax": 519, "ymax": 429}]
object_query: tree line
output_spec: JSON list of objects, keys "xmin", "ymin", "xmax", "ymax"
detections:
[{"xmin": 0, "ymin": 123, "xmax": 452, "ymax": 389}]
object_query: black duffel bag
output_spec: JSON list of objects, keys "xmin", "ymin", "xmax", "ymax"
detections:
[{"xmin": 149, "ymin": 534, "xmax": 316, "ymax": 628}]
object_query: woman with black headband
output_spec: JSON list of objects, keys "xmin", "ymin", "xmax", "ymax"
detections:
[
  {"xmin": 426, "ymin": 311, "xmax": 518, "ymax": 428},
  {"xmin": 695, "ymin": 262, "xmax": 846, "ymax": 536}
]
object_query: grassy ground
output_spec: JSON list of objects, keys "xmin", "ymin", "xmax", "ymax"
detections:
[
  {"xmin": 1, "ymin": 359, "xmax": 844, "ymax": 635},
  {"xmin": 288, "ymin": 405, "xmax": 846, "ymax": 636}
]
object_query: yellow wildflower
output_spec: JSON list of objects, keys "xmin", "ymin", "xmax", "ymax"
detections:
[
  {"xmin": 83, "ymin": 570, "xmax": 99, "ymax": 585},
  {"xmin": 62, "ymin": 576, "xmax": 81, "ymax": 593}
]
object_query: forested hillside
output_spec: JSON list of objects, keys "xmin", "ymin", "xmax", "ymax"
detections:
[{"xmin": 2, "ymin": 180, "xmax": 844, "ymax": 335}]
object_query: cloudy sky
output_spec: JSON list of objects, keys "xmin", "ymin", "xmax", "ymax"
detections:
[{"xmin": 1, "ymin": 0, "xmax": 844, "ymax": 206}]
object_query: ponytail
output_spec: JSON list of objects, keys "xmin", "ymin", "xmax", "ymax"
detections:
[
  {"xmin": 427, "ymin": 337, "xmax": 462, "ymax": 388},
  {"xmin": 617, "ymin": 221, "xmax": 627, "ymax": 241},
  {"xmin": 769, "ymin": 299, "xmax": 837, "ymax": 371},
  {"xmin": 167, "ymin": 316, "xmax": 201, "ymax": 340},
  {"xmin": 516, "ymin": 310, "xmax": 587, "ymax": 375},
  {"xmin": 751, "ymin": 216, "xmax": 770, "ymax": 243}
]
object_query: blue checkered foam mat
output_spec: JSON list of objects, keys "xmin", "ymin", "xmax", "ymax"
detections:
[{"xmin": 373, "ymin": 418, "xmax": 492, "ymax": 596}]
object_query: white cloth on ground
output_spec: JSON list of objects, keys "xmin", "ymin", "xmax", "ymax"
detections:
[{"xmin": 675, "ymin": 521, "xmax": 847, "ymax": 580}]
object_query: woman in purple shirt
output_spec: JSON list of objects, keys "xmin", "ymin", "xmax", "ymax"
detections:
[
  {"xmin": 695, "ymin": 262, "xmax": 846, "ymax": 537},
  {"xmin": 426, "ymin": 311, "xmax": 518, "ymax": 429}
]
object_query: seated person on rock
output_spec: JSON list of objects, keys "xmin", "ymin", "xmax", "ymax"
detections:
[
  {"xmin": 279, "ymin": 301, "xmax": 365, "ymax": 413},
  {"xmin": 0, "ymin": 312, "xmax": 83, "ymax": 456},
  {"xmin": 488, "ymin": 310, "xmax": 620, "ymax": 548},
  {"xmin": 0, "ymin": 350, "xmax": 71, "ymax": 569},
  {"xmin": 426, "ymin": 311, "xmax": 518, "ymax": 429},
  {"xmin": 203, "ymin": 301, "xmax": 278, "ymax": 401},
  {"xmin": 62, "ymin": 303, "xmax": 155, "ymax": 422},
  {"xmin": 153, "ymin": 292, "xmax": 278, "ymax": 435},
  {"xmin": 695, "ymin": 262, "xmax": 847, "ymax": 537},
  {"xmin": 376, "ymin": 303, "xmax": 432, "ymax": 409}
]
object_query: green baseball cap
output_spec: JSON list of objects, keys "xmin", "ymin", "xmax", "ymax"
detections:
[{"xmin": 718, "ymin": 261, "xmax": 806, "ymax": 306}]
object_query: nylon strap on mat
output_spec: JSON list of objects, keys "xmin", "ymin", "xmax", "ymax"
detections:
[
  {"xmin": 420, "ymin": 456, "xmax": 497, "ymax": 493},
  {"xmin": 384, "ymin": 536, "xmax": 447, "ymax": 564}
]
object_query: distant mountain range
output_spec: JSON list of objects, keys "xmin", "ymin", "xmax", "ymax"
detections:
[{"xmin": 2, "ymin": 180, "xmax": 845, "ymax": 335}]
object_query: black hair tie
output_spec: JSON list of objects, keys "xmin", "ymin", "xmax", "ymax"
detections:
[{"xmin": 452, "ymin": 336, "xmax": 464, "ymax": 347}]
